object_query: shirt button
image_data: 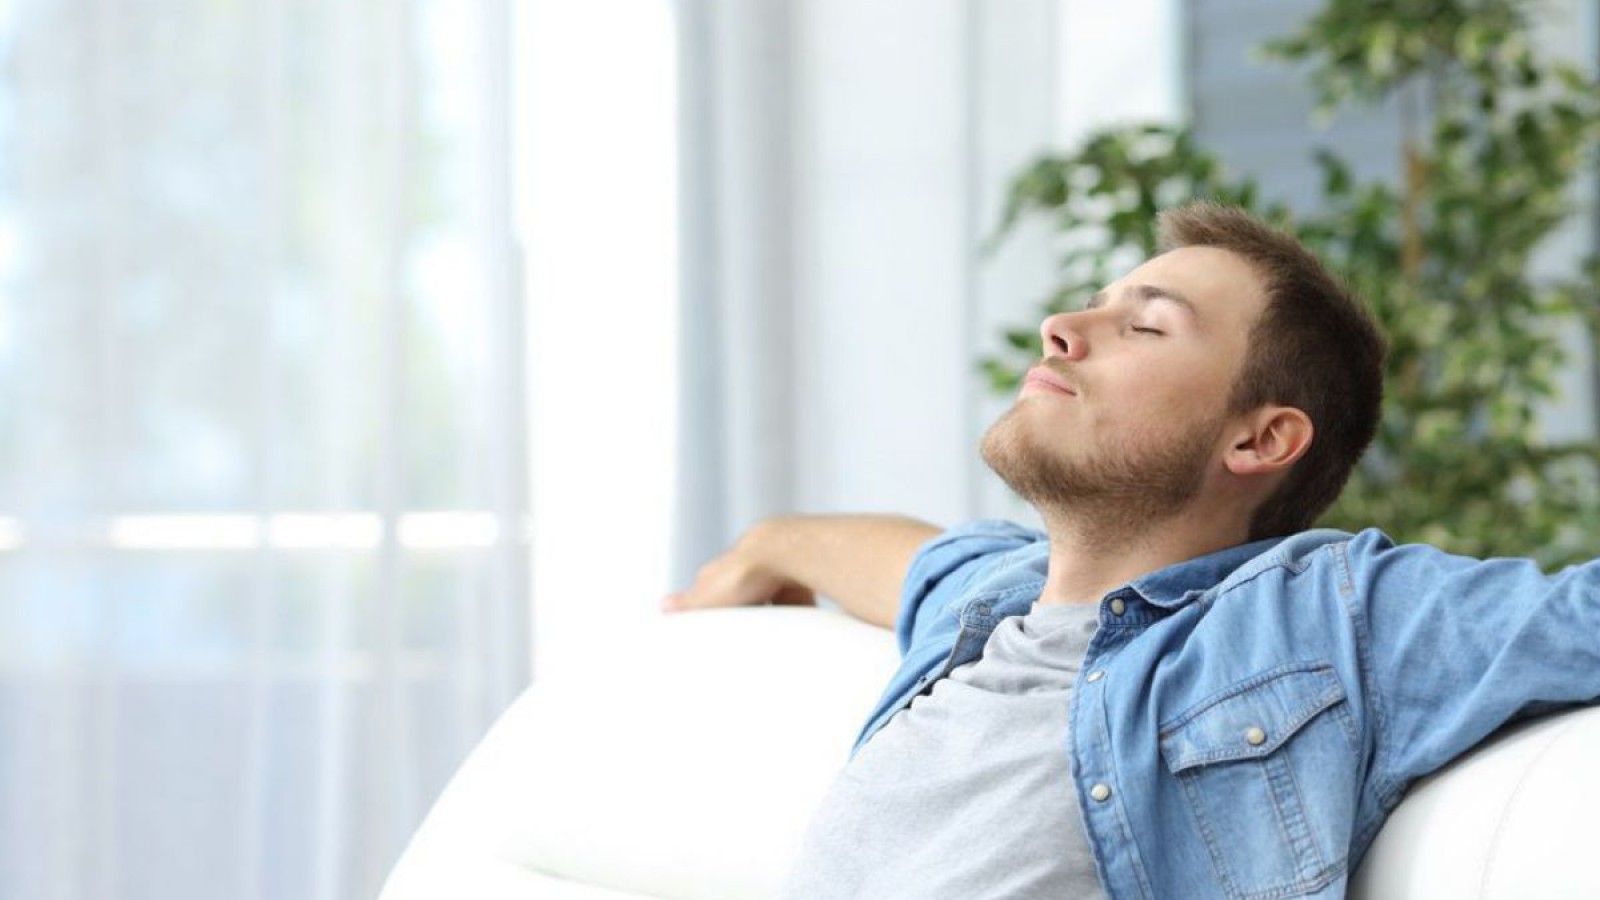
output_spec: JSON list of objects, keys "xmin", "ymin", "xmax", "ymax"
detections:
[
  {"xmin": 1085, "ymin": 670, "xmax": 1105, "ymax": 683},
  {"xmin": 1244, "ymin": 726, "xmax": 1267, "ymax": 746},
  {"xmin": 1089, "ymin": 783, "xmax": 1112, "ymax": 802},
  {"xmin": 1109, "ymin": 598, "xmax": 1127, "ymax": 616}
]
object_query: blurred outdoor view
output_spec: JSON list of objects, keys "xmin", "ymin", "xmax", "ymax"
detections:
[{"xmin": 0, "ymin": 1, "xmax": 530, "ymax": 897}]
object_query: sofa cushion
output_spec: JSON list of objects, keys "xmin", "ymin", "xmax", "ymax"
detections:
[
  {"xmin": 1350, "ymin": 703, "xmax": 1600, "ymax": 899},
  {"xmin": 384, "ymin": 606, "xmax": 899, "ymax": 900}
]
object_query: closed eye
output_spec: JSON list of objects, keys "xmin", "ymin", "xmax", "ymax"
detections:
[{"xmin": 1131, "ymin": 326, "xmax": 1165, "ymax": 336}]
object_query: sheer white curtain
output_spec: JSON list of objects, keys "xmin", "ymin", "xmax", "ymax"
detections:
[
  {"xmin": 518, "ymin": 0, "xmax": 680, "ymax": 680},
  {"xmin": 671, "ymin": 0, "xmax": 797, "ymax": 583},
  {"xmin": 0, "ymin": 2, "xmax": 526, "ymax": 899},
  {"xmin": 669, "ymin": 0, "xmax": 1068, "ymax": 573}
]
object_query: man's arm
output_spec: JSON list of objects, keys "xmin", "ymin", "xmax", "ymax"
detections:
[
  {"xmin": 661, "ymin": 514, "xmax": 942, "ymax": 629},
  {"xmin": 1347, "ymin": 530, "xmax": 1600, "ymax": 799}
]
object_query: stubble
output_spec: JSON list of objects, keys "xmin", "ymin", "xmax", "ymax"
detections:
[{"xmin": 979, "ymin": 401, "xmax": 1224, "ymax": 543}]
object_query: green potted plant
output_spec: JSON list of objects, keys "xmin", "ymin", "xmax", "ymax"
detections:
[{"xmin": 984, "ymin": 0, "xmax": 1600, "ymax": 567}]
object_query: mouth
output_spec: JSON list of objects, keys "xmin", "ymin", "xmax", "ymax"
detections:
[{"xmin": 1021, "ymin": 365, "xmax": 1077, "ymax": 397}]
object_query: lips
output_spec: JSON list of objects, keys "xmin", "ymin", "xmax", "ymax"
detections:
[{"xmin": 1022, "ymin": 365, "xmax": 1077, "ymax": 396}]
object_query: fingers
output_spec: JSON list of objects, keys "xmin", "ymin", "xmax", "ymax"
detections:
[
  {"xmin": 661, "ymin": 538, "xmax": 822, "ymax": 614},
  {"xmin": 771, "ymin": 582, "xmax": 815, "ymax": 606}
]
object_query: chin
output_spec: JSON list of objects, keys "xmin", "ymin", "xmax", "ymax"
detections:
[
  {"xmin": 978, "ymin": 407, "xmax": 1020, "ymax": 473},
  {"xmin": 979, "ymin": 408, "xmax": 1062, "ymax": 503}
]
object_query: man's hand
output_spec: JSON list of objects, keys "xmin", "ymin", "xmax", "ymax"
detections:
[
  {"xmin": 661, "ymin": 537, "xmax": 816, "ymax": 612},
  {"xmin": 660, "ymin": 514, "xmax": 942, "ymax": 629}
]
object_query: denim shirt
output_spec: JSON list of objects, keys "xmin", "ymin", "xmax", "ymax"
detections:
[{"xmin": 850, "ymin": 521, "xmax": 1600, "ymax": 900}]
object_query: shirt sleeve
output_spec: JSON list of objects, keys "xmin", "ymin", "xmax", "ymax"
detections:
[
  {"xmin": 893, "ymin": 519, "xmax": 1046, "ymax": 657},
  {"xmin": 1344, "ymin": 528, "xmax": 1600, "ymax": 801}
]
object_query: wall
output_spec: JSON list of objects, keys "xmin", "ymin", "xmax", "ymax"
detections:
[{"xmin": 788, "ymin": 0, "xmax": 1182, "ymax": 529}]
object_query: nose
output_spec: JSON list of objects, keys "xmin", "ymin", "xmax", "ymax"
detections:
[{"xmin": 1039, "ymin": 310, "xmax": 1089, "ymax": 361}]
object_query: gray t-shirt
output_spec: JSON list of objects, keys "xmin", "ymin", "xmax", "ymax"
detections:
[{"xmin": 776, "ymin": 601, "xmax": 1107, "ymax": 900}]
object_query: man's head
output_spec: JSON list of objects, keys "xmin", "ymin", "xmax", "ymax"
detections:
[{"xmin": 981, "ymin": 202, "xmax": 1385, "ymax": 542}]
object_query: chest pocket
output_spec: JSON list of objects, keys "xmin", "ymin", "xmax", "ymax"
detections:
[{"xmin": 1158, "ymin": 661, "xmax": 1358, "ymax": 900}]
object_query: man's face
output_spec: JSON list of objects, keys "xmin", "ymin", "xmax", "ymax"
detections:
[{"xmin": 981, "ymin": 246, "xmax": 1270, "ymax": 521}]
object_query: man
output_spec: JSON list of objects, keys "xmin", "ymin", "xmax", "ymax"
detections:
[{"xmin": 660, "ymin": 202, "xmax": 1600, "ymax": 899}]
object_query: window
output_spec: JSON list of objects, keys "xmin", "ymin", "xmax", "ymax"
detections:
[{"xmin": 0, "ymin": 2, "xmax": 526, "ymax": 898}]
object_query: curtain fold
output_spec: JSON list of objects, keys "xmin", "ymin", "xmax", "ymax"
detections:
[{"xmin": 672, "ymin": 0, "xmax": 798, "ymax": 586}]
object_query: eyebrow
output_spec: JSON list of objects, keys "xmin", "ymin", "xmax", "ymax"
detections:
[{"xmin": 1084, "ymin": 284, "xmax": 1201, "ymax": 321}]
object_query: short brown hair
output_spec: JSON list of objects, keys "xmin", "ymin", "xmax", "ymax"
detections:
[{"xmin": 1158, "ymin": 201, "xmax": 1386, "ymax": 539}]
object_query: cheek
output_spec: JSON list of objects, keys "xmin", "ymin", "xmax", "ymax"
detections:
[
  {"xmin": 1138, "ymin": 359, "xmax": 1232, "ymax": 416},
  {"xmin": 1103, "ymin": 385, "xmax": 1228, "ymax": 444}
]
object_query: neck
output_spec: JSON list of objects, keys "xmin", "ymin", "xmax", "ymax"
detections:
[{"xmin": 1035, "ymin": 502, "xmax": 1252, "ymax": 606}]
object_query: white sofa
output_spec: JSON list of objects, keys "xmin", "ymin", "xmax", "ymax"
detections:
[{"xmin": 379, "ymin": 606, "xmax": 1600, "ymax": 899}]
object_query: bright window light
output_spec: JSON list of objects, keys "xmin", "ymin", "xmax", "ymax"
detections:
[
  {"xmin": 108, "ymin": 514, "xmax": 261, "ymax": 550},
  {"xmin": 0, "ymin": 517, "xmax": 22, "ymax": 551},
  {"xmin": 266, "ymin": 513, "xmax": 382, "ymax": 549},
  {"xmin": 48, "ymin": 512, "xmax": 507, "ymax": 551},
  {"xmin": 518, "ymin": 0, "xmax": 679, "ymax": 677},
  {"xmin": 396, "ymin": 511, "xmax": 499, "ymax": 549}
]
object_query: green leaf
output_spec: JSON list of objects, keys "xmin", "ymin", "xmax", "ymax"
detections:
[{"xmin": 981, "ymin": 0, "xmax": 1600, "ymax": 567}]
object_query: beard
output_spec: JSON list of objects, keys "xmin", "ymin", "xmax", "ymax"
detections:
[{"xmin": 979, "ymin": 402, "xmax": 1225, "ymax": 535}]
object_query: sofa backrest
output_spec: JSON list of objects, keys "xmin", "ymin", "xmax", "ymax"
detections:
[{"xmin": 384, "ymin": 606, "xmax": 1600, "ymax": 900}]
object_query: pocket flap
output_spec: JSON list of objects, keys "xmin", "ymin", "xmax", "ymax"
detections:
[{"xmin": 1159, "ymin": 662, "xmax": 1346, "ymax": 773}]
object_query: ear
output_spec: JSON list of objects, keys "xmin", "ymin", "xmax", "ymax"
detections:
[{"xmin": 1223, "ymin": 406, "xmax": 1313, "ymax": 477}]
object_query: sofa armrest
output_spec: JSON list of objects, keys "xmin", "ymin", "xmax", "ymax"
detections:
[
  {"xmin": 1351, "ymin": 703, "xmax": 1600, "ymax": 899},
  {"xmin": 380, "ymin": 606, "xmax": 900, "ymax": 900}
]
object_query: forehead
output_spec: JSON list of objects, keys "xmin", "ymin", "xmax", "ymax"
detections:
[{"xmin": 1111, "ymin": 246, "xmax": 1268, "ymax": 334}]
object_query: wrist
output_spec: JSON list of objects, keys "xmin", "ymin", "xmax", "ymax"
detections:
[{"xmin": 736, "ymin": 517, "xmax": 805, "ymax": 591}]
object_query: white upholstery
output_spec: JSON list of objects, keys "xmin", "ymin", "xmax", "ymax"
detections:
[
  {"xmin": 1351, "ymin": 705, "xmax": 1600, "ymax": 899},
  {"xmin": 380, "ymin": 606, "xmax": 1600, "ymax": 899}
]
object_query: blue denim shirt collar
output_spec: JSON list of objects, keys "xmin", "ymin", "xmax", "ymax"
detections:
[
  {"xmin": 961, "ymin": 532, "xmax": 1292, "ymax": 621},
  {"xmin": 1127, "ymin": 534, "xmax": 1289, "ymax": 608},
  {"xmin": 952, "ymin": 529, "xmax": 1352, "ymax": 630}
]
